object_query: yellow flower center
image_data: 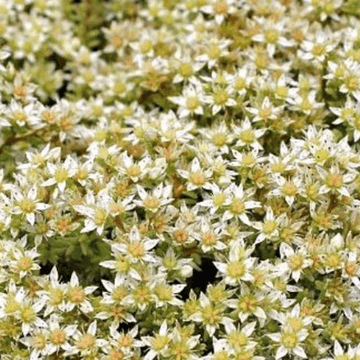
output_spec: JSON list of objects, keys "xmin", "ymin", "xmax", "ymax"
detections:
[
  {"xmin": 325, "ymin": 252, "xmax": 342, "ymax": 269},
  {"xmin": 314, "ymin": 148, "xmax": 330, "ymax": 163},
  {"xmin": 208, "ymin": 45, "xmax": 221, "ymax": 59},
  {"xmin": 228, "ymin": 331, "xmax": 248, "ymax": 348},
  {"xmin": 227, "ymin": 261, "xmax": 245, "ymax": 279},
  {"xmin": 229, "ymin": 198, "xmax": 245, "ymax": 215},
  {"xmin": 17, "ymin": 256, "xmax": 33, "ymax": 272},
  {"xmin": 67, "ymin": 286, "xmax": 85, "ymax": 304},
  {"xmin": 114, "ymin": 82, "xmax": 126, "ymax": 94},
  {"xmin": 152, "ymin": 335, "xmax": 170, "ymax": 351},
  {"xmin": 54, "ymin": 168, "xmax": 69, "ymax": 183},
  {"xmin": 20, "ymin": 306, "xmax": 36, "ymax": 323},
  {"xmin": 169, "ymin": 340, "xmax": 190, "ymax": 360},
  {"xmin": 345, "ymin": 75, "xmax": 359, "ymax": 91},
  {"xmin": 259, "ymin": 108, "xmax": 272, "ymax": 120},
  {"xmin": 128, "ymin": 242, "xmax": 145, "ymax": 259},
  {"xmin": 179, "ymin": 63, "xmax": 193, "ymax": 78},
  {"xmin": 127, "ymin": 164, "xmax": 140, "ymax": 178},
  {"xmin": 265, "ymin": 29, "xmax": 279, "ymax": 44},
  {"xmin": 186, "ymin": 96, "xmax": 200, "ymax": 110},
  {"xmin": 213, "ymin": 133, "xmax": 227, "ymax": 147},
  {"xmin": 116, "ymin": 255, "xmax": 132, "ymax": 273},
  {"xmin": 235, "ymin": 77, "xmax": 246, "ymax": 90},
  {"xmin": 288, "ymin": 254, "xmax": 304, "ymax": 271},
  {"xmin": 33, "ymin": 335, "xmax": 46, "ymax": 349},
  {"xmin": 275, "ymin": 86, "xmax": 288, "ymax": 98},
  {"xmin": 281, "ymin": 331, "xmax": 298, "ymax": 349},
  {"xmin": 213, "ymin": 193, "xmax": 226, "ymax": 207},
  {"xmin": 77, "ymin": 333, "xmax": 95, "ymax": 349},
  {"xmin": 213, "ymin": 89, "xmax": 229, "ymax": 106},
  {"xmin": 6, "ymin": 296, "xmax": 20, "ymax": 314},
  {"xmin": 94, "ymin": 208, "xmax": 107, "ymax": 226},
  {"xmin": 112, "ymin": 286, "xmax": 127, "ymax": 302},
  {"xmin": 143, "ymin": 196, "xmax": 161, "ymax": 210},
  {"xmin": 109, "ymin": 349, "xmax": 125, "ymax": 360},
  {"xmin": 49, "ymin": 287, "xmax": 64, "ymax": 306},
  {"xmin": 140, "ymin": 40, "xmax": 153, "ymax": 53},
  {"xmin": 173, "ymin": 229, "xmax": 188, "ymax": 244},
  {"xmin": 19, "ymin": 199, "xmax": 36, "ymax": 213},
  {"xmin": 202, "ymin": 304, "xmax": 222, "ymax": 325},
  {"xmin": 238, "ymin": 295, "xmax": 257, "ymax": 313},
  {"xmin": 50, "ymin": 329, "xmax": 66, "ymax": 345},
  {"xmin": 288, "ymin": 317, "xmax": 303, "ymax": 332},
  {"xmin": 155, "ymin": 284, "xmax": 173, "ymax": 301},
  {"xmin": 281, "ymin": 181, "xmax": 297, "ymax": 197},
  {"xmin": 345, "ymin": 261, "xmax": 358, "ymax": 276},
  {"xmin": 190, "ymin": 172, "xmax": 206, "ymax": 186},
  {"xmin": 311, "ymin": 44, "xmax": 326, "ymax": 57},
  {"xmin": 133, "ymin": 285, "xmax": 152, "ymax": 305},
  {"xmin": 263, "ymin": 220, "xmax": 277, "ymax": 235},
  {"xmin": 202, "ymin": 232, "xmax": 216, "ymax": 246},
  {"xmin": 325, "ymin": 173, "xmax": 343, "ymax": 189}
]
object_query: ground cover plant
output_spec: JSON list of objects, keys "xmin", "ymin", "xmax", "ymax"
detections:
[{"xmin": 1, "ymin": 0, "xmax": 360, "ymax": 359}]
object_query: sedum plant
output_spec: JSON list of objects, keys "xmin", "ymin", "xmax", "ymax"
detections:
[{"xmin": 0, "ymin": 0, "xmax": 360, "ymax": 359}]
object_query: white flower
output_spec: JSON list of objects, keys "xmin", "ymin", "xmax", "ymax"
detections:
[
  {"xmin": 222, "ymin": 321, "xmax": 257, "ymax": 351},
  {"xmin": 39, "ymin": 266, "xmax": 68, "ymax": 317},
  {"xmin": 158, "ymin": 246, "xmax": 194, "ymax": 279},
  {"xmin": 117, "ymin": 152, "xmax": 150, "ymax": 183},
  {"xmin": 177, "ymin": 157, "xmax": 212, "ymax": 191},
  {"xmin": 196, "ymin": 38, "xmax": 231, "ymax": 69},
  {"xmin": 8, "ymin": 245, "xmax": 41, "ymax": 278},
  {"xmin": 168, "ymin": 84, "xmax": 205, "ymax": 118},
  {"xmin": 11, "ymin": 186, "xmax": 50, "ymax": 226},
  {"xmin": 73, "ymin": 189, "xmax": 112, "ymax": 235},
  {"xmin": 45, "ymin": 314, "xmax": 77, "ymax": 355},
  {"xmin": 65, "ymin": 272, "xmax": 97, "ymax": 313},
  {"xmin": 232, "ymin": 118, "xmax": 266, "ymax": 150},
  {"xmin": 41, "ymin": 156, "xmax": 77, "ymax": 193},
  {"xmin": 298, "ymin": 30, "xmax": 337, "ymax": 63},
  {"xmin": 64, "ymin": 320, "xmax": 107, "ymax": 356},
  {"xmin": 267, "ymin": 329, "xmax": 308, "ymax": 359},
  {"xmin": 190, "ymin": 292, "xmax": 233, "ymax": 336},
  {"xmin": 252, "ymin": 19, "xmax": 295, "ymax": 56},
  {"xmin": 268, "ymin": 174, "xmax": 302, "ymax": 206},
  {"xmin": 226, "ymin": 284, "xmax": 267, "ymax": 324},
  {"xmin": 275, "ymin": 243, "xmax": 312, "ymax": 282},
  {"xmin": 108, "ymin": 325, "xmax": 144, "ymax": 354},
  {"xmin": 157, "ymin": 111, "xmax": 194, "ymax": 144},
  {"xmin": 198, "ymin": 183, "xmax": 231, "ymax": 215},
  {"xmin": 342, "ymin": 251, "xmax": 360, "ymax": 290},
  {"xmin": 141, "ymin": 321, "xmax": 171, "ymax": 360},
  {"xmin": 110, "ymin": 225, "xmax": 159, "ymax": 264},
  {"xmin": 222, "ymin": 183, "xmax": 261, "ymax": 225},
  {"xmin": 246, "ymin": 97, "xmax": 283, "ymax": 122},
  {"xmin": 214, "ymin": 239, "xmax": 255, "ymax": 286},
  {"xmin": 5, "ymin": 99, "xmax": 41, "ymax": 128},
  {"xmin": 171, "ymin": 49, "xmax": 205, "ymax": 84},
  {"xmin": 151, "ymin": 275, "xmax": 186, "ymax": 308},
  {"xmin": 194, "ymin": 218, "xmax": 227, "ymax": 253},
  {"xmin": 317, "ymin": 165, "xmax": 355, "ymax": 197},
  {"xmin": 204, "ymin": 85, "xmax": 237, "ymax": 115},
  {"xmin": 19, "ymin": 328, "xmax": 50, "ymax": 360},
  {"xmin": 269, "ymin": 304, "xmax": 312, "ymax": 333},
  {"xmin": 200, "ymin": 0, "xmax": 238, "ymax": 25},
  {"xmin": 14, "ymin": 291, "xmax": 47, "ymax": 336},
  {"xmin": 134, "ymin": 183, "xmax": 173, "ymax": 213}
]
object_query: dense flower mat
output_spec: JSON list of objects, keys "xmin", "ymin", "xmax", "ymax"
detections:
[{"xmin": 0, "ymin": 0, "xmax": 360, "ymax": 359}]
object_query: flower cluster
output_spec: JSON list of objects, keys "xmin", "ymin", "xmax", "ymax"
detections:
[{"xmin": 0, "ymin": 0, "xmax": 360, "ymax": 359}]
